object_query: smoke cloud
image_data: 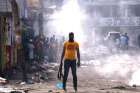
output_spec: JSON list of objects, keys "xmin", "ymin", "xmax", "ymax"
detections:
[
  {"xmin": 44, "ymin": 0, "xmax": 87, "ymax": 48},
  {"xmin": 82, "ymin": 52, "xmax": 140, "ymax": 86},
  {"xmin": 43, "ymin": 0, "xmax": 140, "ymax": 86}
]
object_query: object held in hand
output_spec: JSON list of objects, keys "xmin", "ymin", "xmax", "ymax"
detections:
[
  {"xmin": 57, "ymin": 71, "xmax": 63, "ymax": 80},
  {"xmin": 77, "ymin": 62, "xmax": 80, "ymax": 67}
]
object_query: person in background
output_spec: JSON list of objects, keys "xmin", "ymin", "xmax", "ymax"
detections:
[
  {"xmin": 120, "ymin": 33, "xmax": 129, "ymax": 50},
  {"xmin": 50, "ymin": 35, "xmax": 56, "ymax": 62},
  {"xmin": 138, "ymin": 35, "xmax": 140, "ymax": 48},
  {"xmin": 44, "ymin": 37, "xmax": 50, "ymax": 61},
  {"xmin": 28, "ymin": 39, "xmax": 34, "ymax": 64},
  {"xmin": 21, "ymin": 29, "xmax": 29, "ymax": 83},
  {"xmin": 124, "ymin": 33, "xmax": 129, "ymax": 50},
  {"xmin": 34, "ymin": 34, "xmax": 45, "ymax": 63},
  {"xmin": 115, "ymin": 35, "xmax": 121, "ymax": 51},
  {"xmin": 58, "ymin": 32, "xmax": 80, "ymax": 93}
]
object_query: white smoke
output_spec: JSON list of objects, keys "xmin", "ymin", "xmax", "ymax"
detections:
[
  {"xmin": 129, "ymin": 69, "xmax": 140, "ymax": 86},
  {"xmin": 44, "ymin": 0, "xmax": 87, "ymax": 48},
  {"xmin": 83, "ymin": 53, "xmax": 140, "ymax": 86}
]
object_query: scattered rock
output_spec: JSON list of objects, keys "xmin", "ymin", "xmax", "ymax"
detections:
[
  {"xmin": 48, "ymin": 90, "xmax": 53, "ymax": 93},
  {"xmin": 24, "ymin": 90, "xmax": 29, "ymax": 93},
  {"xmin": 26, "ymin": 80, "xmax": 34, "ymax": 84},
  {"xmin": 0, "ymin": 87, "xmax": 14, "ymax": 93},
  {"xmin": 47, "ymin": 69, "xmax": 55, "ymax": 73},
  {"xmin": 40, "ymin": 75, "xmax": 48, "ymax": 80},
  {"xmin": 20, "ymin": 82, "xmax": 26, "ymax": 85},
  {"xmin": 10, "ymin": 91, "xmax": 22, "ymax": 93},
  {"xmin": 111, "ymin": 86, "xmax": 126, "ymax": 90},
  {"xmin": 0, "ymin": 77, "xmax": 7, "ymax": 84},
  {"xmin": 100, "ymin": 88, "xmax": 105, "ymax": 90},
  {"xmin": 132, "ymin": 84, "xmax": 137, "ymax": 88}
]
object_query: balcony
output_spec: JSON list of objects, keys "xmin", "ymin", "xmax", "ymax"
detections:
[
  {"xmin": 0, "ymin": 0, "xmax": 12, "ymax": 16},
  {"xmin": 79, "ymin": 0, "xmax": 140, "ymax": 6}
]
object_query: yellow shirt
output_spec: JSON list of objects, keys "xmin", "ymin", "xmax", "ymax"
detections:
[{"xmin": 64, "ymin": 41, "xmax": 79, "ymax": 60}]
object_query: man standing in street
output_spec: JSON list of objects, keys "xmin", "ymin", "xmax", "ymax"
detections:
[
  {"xmin": 58, "ymin": 32, "xmax": 80, "ymax": 92},
  {"xmin": 120, "ymin": 33, "xmax": 129, "ymax": 50}
]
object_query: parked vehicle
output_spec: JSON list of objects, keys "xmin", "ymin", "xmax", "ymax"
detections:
[{"xmin": 104, "ymin": 31, "xmax": 121, "ymax": 52}]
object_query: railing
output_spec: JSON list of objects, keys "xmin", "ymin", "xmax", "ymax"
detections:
[
  {"xmin": 86, "ymin": 17, "xmax": 140, "ymax": 27},
  {"xmin": 0, "ymin": 0, "xmax": 12, "ymax": 13},
  {"xmin": 79, "ymin": 0, "xmax": 140, "ymax": 6}
]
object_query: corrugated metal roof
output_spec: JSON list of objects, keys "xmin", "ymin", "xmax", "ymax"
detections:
[{"xmin": 0, "ymin": 0, "xmax": 12, "ymax": 12}]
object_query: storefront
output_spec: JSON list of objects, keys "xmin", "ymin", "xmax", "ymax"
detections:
[{"xmin": 0, "ymin": 0, "xmax": 13, "ymax": 72}]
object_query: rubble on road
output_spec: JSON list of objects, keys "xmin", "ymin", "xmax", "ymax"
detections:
[
  {"xmin": 100, "ymin": 84, "xmax": 139, "ymax": 92},
  {"xmin": 0, "ymin": 87, "xmax": 24, "ymax": 93},
  {"xmin": 25, "ymin": 63, "xmax": 58, "ymax": 83},
  {"xmin": 0, "ymin": 87, "xmax": 13, "ymax": 93},
  {"xmin": 10, "ymin": 62, "xmax": 59, "ymax": 84},
  {"xmin": 0, "ymin": 77, "xmax": 7, "ymax": 84},
  {"xmin": 0, "ymin": 63, "xmax": 59, "ymax": 93},
  {"xmin": 10, "ymin": 91, "xmax": 22, "ymax": 93},
  {"xmin": 111, "ymin": 85, "xmax": 127, "ymax": 90},
  {"xmin": 40, "ymin": 63, "xmax": 59, "ymax": 71}
]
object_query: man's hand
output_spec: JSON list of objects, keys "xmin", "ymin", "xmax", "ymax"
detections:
[
  {"xmin": 77, "ymin": 47, "xmax": 80, "ymax": 67},
  {"xmin": 59, "ymin": 66, "xmax": 62, "ymax": 74},
  {"xmin": 58, "ymin": 64, "xmax": 63, "ymax": 80},
  {"xmin": 77, "ymin": 61, "xmax": 80, "ymax": 67}
]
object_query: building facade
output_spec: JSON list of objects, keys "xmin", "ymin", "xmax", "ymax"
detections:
[
  {"xmin": 0, "ymin": 0, "xmax": 14, "ymax": 72},
  {"xmin": 0, "ymin": 0, "xmax": 29, "ymax": 72},
  {"xmin": 26, "ymin": 0, "xmax": 41, "ymax": 37},
  {"xmin": 79, "ymin": 0, "xmax": 140, "ymax": 45}
]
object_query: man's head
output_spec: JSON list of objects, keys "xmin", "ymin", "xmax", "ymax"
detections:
[
  {"xmin": 124, "ymin": 33, "xmax": 127, "ymax": 36},
  {"xmin": 69, "ymin": 32, "xmax": 74, "ymax": 42}
]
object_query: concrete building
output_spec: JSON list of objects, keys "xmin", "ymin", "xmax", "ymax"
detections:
[
  {"xmin": 26, "ymin": 0, "xmax": 42, "ymax": 37},
  {"xmin": 16, "ymin": 0, "xmax": 28, "ymax": 19},
  {"xmin": 0, "ymin": 0, "xmax": 29, "ymax": 73},
  {"xmin": 79, "ymin": 0, "xmax": 140, "ymax": 45},
  {"xmin": 0, "ymin": 0, "xmax": 14, "ymax": 72}
]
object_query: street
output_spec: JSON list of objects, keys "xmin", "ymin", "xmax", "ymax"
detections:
[
  {"xmin": 1, "ymin": 0, "xmax": 140, "ymax": 93},
  {"xmin": 1, "ymin": 49, "xmax": 140, "ymax": 93}
]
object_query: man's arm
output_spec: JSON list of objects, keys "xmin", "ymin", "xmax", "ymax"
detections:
[
  {"xmin": 58, "ymin": 46, "xmax": 65, "ymax": 79},
  {"xmin": 60, "ymin": 47, "xmax": 65, "ymax": 67},
  {"xmin": 59, "ymin": 46, "xmax": 65, "ymax": 73},
  {"xmin": 77, "ymin": 47, "xmax": 80, "ymax": 67}
]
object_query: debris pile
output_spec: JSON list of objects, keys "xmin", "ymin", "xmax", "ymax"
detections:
[
  {"xmin": 0, "ymin": 87, "xmax": 24, "ymax": 93},
  {"xmin": 28, "ymin": 63, "xmax": 59, "ymax": 83},
  {"xmin": 0, "ymin": 77, "xmax": 7, "ymax": 84}
]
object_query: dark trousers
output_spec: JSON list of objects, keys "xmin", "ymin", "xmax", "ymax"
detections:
[
  {"xmin": 63, "ymin": 59, "xmax": 77, "ymax": 90},
  {"xmin": 21, "ymin": 61, "xmax": 28, "ymax": 82},
  {"xmin": 21, "ymin": 49, "xmax": 28, "ymax": 82}
]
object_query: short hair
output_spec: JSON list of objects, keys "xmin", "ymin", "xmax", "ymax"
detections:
[{"xmin": 69, "ymin": 32, "xmax": 74, "ymax": 36}]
